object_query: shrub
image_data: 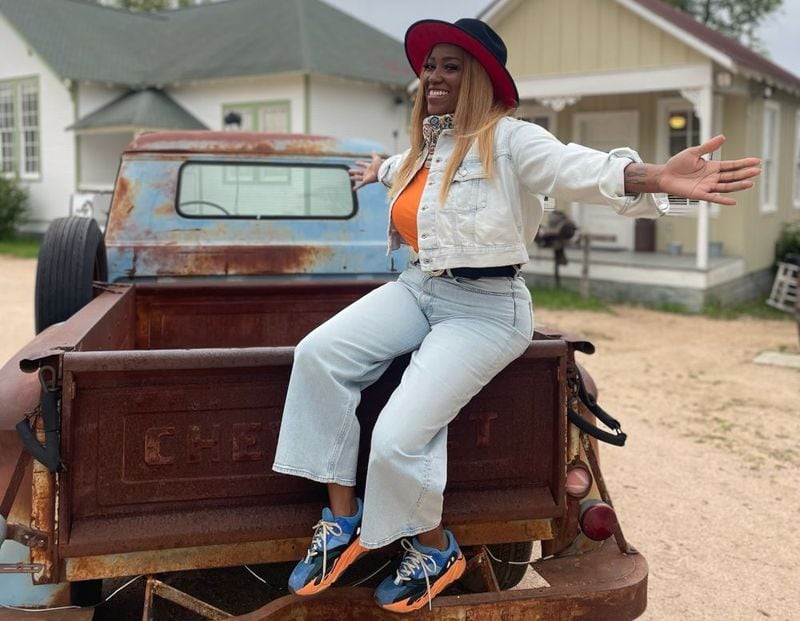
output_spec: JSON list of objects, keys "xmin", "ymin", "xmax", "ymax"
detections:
[
  {"xmin": 0, "ymin": 176, "xmax": 28, "ymax": 238},
  {"xmin": 774, "ymin": 220, "xmax": 800, "ymax": 266}
]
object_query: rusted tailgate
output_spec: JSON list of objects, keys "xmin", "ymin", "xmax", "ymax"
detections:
[{"xmin": 55, "ymin": 281, "xmax": 567, "ymax": 580}]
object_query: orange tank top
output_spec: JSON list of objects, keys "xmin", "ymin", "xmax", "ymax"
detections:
[{"xmin": 391, "ymin": 168, "xmax": 429, "ymax": 252}]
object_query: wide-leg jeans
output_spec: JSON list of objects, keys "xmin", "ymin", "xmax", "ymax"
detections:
[{"xmin": 272, "ymin": 264, "xmax": 533, "ymax": 548}]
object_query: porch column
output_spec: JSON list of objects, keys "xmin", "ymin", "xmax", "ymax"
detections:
[{"xmin": 680, "ymin": 86, "xmax": 713, "ymax": 270}]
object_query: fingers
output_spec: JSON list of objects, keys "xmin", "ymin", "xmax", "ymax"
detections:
[
  {"xmin": 718, "ymin": 166, "xmax": 761, "ymax": 182},
  {"xmin": 698, "ymin": 192, "xmax": 737, "ymax": 206},
  {"xmin": 718, "ymin": 158, "xmax": 761, "ymax": 172},
  {"xmin": 694, "ymin": 134, "xmax": 726, "ymax": 157}
]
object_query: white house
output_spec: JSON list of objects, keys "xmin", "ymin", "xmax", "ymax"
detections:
[{"xmin": 0, "ymin": 0, "xmax": 413, "ymax": 232}]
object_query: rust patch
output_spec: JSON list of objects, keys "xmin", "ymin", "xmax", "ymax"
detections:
[
  {"xmin": 105, "ymin": 175, "xmax": 133, "ymax": 239},
  {"xmin": 154, "ymin": 202, "xmax": 175, "ymax": 216},
  {"xmin": 135, "ymin": 244, "xmax": 334, "ymax": 277},
  {"xmin": 125, "ymin": 131, "xmax": 366, "ymax": 157}
]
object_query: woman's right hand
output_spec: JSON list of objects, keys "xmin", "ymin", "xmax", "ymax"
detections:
[{"xmin": 349, "ymin": 153, "xmax": 384, "ymax": 190}]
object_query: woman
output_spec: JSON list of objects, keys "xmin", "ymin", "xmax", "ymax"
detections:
[{"xmin": 272, "ymin": 18, "xmax": 760, "ymax": 613}]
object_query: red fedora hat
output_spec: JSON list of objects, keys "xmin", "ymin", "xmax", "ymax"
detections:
[{"xmin": 404, "ymin": 18, "xmax": 519, "ymax": 108}]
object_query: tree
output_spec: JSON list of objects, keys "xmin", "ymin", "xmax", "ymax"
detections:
[{"xmin": 663, "ymin": 0, "xmax": 783, "ymax": 50}]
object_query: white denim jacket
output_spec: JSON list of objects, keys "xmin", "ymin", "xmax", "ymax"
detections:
[{"xmin": 378, "ymin": 116, "xmax": 669, "ymax": 271}]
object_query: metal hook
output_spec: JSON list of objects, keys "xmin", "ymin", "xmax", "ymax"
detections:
[{"xmin": 38, "ymin": 365, "xmax": 57, "ymax": 392}]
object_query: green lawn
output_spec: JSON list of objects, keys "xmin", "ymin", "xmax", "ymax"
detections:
[
  {"xmin": 530, "ymin": 287, "xmax": 613, "ymax": 312},
  {"xmin": 0, "ymin": 236, "xmax": 41, "ymax": 258},
  {"xmin": 530, "ymin": 285, "xmax": 793, "ymax": 322}
]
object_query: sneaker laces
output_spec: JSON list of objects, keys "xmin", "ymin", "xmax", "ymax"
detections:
[
  {"xmin": 304, "ymin": 519, "xmax": 343, "ymax": 580},
  {"xmin": 393, "ymin": 538, "xmax": 439, "ymax": 610}
]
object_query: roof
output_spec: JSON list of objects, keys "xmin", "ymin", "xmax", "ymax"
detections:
[
  {"xmin": 69, "ymin": 89, "xmax": 207, "ymax": 132},
  {"xmin": 125, "ymin": 131, "xmax": 386, "ymax": 158},
  {"xmin": 627, "ymin": 0, "xmax": 800, "ymax": 94},
  {"xmin": 0, "ymin": 0, "xmax": 412, "ymax": 89},
  {"xmin": 479, "ymin": 0, "xmax": 800, "ymax": 96}
]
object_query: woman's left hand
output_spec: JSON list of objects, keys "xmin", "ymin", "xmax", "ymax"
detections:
[
  {"xmin": 658, "ymin": 134, "xmax": 761, "ymax": 205},
  {"xmin": 349, "ymin": 153, "xmax": 384, "ymax": 190}
]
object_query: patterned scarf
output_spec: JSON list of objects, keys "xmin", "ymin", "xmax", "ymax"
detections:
[{"xmin": 422, "ymin": 114, "xmax": 454, "ymax": 168}]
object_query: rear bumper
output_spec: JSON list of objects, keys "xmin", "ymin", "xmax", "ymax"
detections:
[{"xmin": 233, "ymin": 541, "xmax": 647, "ymax": 620}]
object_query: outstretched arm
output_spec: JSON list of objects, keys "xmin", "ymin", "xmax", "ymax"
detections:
[
  {"xmin": 623, "ymin": 135, "xmax": 761, "ymax": 206},
  {"xmin": 349, "ymin": 153, "xmax": 384, "ymax": 190}
]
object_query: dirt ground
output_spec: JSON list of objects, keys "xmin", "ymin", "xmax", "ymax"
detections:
[{"xmin": 1, "ymin": 255, "xmax": 798, "ymax": 620}]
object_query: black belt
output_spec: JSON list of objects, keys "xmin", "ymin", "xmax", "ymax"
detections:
[
  {"xmin": 446, "ymin": 265, "xmax": 518, "ymax": 279},
  {"xmin": 412, "ymin": 261, "xmax": 519, "ymax": 279}
]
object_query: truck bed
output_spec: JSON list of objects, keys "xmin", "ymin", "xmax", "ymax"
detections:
[{"xmin": 53, "ymin": 281, "xmax": 566, "ymax": 577}]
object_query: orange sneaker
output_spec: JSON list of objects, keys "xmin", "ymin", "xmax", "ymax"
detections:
[
  {"xmin": 373, "ymin": 530, "xmax": 465, "ymax": 613},
  {"xmin": 288, "ymin": 499, "xmax": 366, "ymax": 596}
]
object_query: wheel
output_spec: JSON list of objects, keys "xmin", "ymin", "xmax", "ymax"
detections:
[
  {"xmin": 460, "ymin": 541, "xmax": 534, "ymax": 592},
  {"xmin": 35, "ymin": 217, "xmax": 108, "ymax": 333}
]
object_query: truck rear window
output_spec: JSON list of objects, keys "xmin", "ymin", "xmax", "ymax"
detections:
[{"xmin": 177, "ymin": 162, "xmax": 356, "ymax": 219}]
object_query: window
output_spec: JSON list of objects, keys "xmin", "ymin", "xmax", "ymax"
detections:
[
  {"xmin": 222, "ymin": 101, "xmax": 290, "ymax": 133},
  {"xmin": 0, "ymin": 78, "xmax": 40, "ymax": 178},
  {"xmin": 177, "ymin": 162, "xmax": 355, "ymax": 219},
  {"xmin": 667, "ymin": 106, "xmax": 701, "ymax": 214},
  {"xmin": 761, "ymin": 101, "xmax": 780, "ymax": 213},
  {"xmin": 793, "ymin": 110, "xmax": 800, "ymax": 210}
]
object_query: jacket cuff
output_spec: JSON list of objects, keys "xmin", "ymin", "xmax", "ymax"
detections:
[{"xmin": 603, "ymin": 148, "xmax": 670, "ymax": 219}]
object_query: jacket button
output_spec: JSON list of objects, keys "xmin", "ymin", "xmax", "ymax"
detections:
[
  {"xmin": 421, "ymin": 233, "xmax": 428, "ymax": 239},
  {"xmin": 459, "ymin": 168, "xmax": 466, "ymax": 176},
  {"xmin": 421, "ymin": 205, "xmax": 428, "ymax": 211}
]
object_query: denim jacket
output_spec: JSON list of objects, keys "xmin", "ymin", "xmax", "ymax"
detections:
[{"xmin": 378, "ymin": 116, "xmax": 669, "ymax": 271}]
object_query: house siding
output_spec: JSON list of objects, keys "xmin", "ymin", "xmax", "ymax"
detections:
[
  {"xmin": 309, "ymin": 75, "xmax": 409, "ymax": 153},
  {"xmin": 169, "ymin": 74, "xmax": 306, "ymax": 133},
  {"xmin": 0, "ymin": 13, "xmax": 76, "ymax": 232},
  {"xmin": 495, "ymin": 0, "xmax": 705, "ymax": 78}
]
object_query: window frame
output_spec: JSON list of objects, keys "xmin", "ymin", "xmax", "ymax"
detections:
[
  {"xmin": 793, "ymin": 109, "xmax": 800, "ymax": 210},
  {"xmin": 221, "ymin": 100, "xmax": 291, "ymax": 133},
  {"xmin": 175, "ymin": 160, "xmax": 358, "ymax": 221},
  {"xmin": 0, "ymin": 77, "xmax": 41, "ymax": 180},
  {"xmin": 761, "ymin": 100, "xmax": 780, "ymax": 214}
]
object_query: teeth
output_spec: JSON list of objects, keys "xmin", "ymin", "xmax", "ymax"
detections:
[{"xmin": 428, "ymin": 90, "xmax": 448, "ymax": 96}]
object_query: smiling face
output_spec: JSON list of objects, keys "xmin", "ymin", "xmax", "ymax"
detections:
[{"xmin": 422, "ymin": 44, "xmax": 465, "ymax": 115}]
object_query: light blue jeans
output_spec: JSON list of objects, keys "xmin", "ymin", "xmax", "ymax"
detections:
[{"xmin": 272, "ymin": 264, "xmax": 533, "ymax": 548}]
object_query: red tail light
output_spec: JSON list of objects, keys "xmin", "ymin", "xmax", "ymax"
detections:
[
  {"xmin": 579, "ymin": 499, "xmax": 617, "ymax": 541},
  {"xmin": 565, "ymin": 462, "xmax": 593, "ymax": 498}
]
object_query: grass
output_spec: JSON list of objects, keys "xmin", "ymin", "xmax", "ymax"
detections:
[
  {"xmin": 530, "ymin": 286, "xmax": 613, "ymax": 312},
  {"xmin": 529, "ymin": 285, "xmax": 793, "ymax": 322},
  {"xmin": 701, "ymin": 299, "xmax": 794, "ymax": 321},
  {"xmin": 0, "ymin": 235, "xmax": 41, "ymax": 258}
]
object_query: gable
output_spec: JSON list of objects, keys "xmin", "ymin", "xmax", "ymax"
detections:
[{"xmin": 494, "ymin": 0, "xmax": 705, "ymax": 78}]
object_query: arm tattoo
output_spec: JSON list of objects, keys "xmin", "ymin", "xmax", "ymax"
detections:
[{"xmin": 624, "ymin": 164, "xmax": 648, "ymax": 188}]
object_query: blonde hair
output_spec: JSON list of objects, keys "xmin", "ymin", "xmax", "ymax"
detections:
[{"xmin": 390, "ymin": 51, "xmax": 514, "ymax": 205}]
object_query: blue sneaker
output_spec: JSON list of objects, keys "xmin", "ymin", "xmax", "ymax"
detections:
[
  {"xmin": 374, "ymin": 530, "xmax": 466, "ymax": 613},
  {"xmin": 288, "ymin": 498, "xmax": 366, "ymax": 596}
]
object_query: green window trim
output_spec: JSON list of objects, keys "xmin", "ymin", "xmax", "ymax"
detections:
[
  {"xmin": 0, "ymin": 76, "xmax": 41, "ymax": 181},
  {"xmin": 221, "ymin": 100, "xmax": 291, "ymax": 133}
]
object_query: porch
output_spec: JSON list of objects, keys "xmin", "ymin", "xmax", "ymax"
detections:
[{"xmin": 521, "ymin": 246, "xmax": 772, "ymax": 312}]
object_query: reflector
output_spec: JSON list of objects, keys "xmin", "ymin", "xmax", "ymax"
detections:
[
  {"xmin": 579, "ymin": 500, "xmax": 617, "ymax": 541},
  {"xmin": 565, "ymin": 463, "xmax": 592, "ymax": 498}
]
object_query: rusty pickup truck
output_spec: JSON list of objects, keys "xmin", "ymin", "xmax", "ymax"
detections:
[{"xmin": 0, "ymin": 132, "xmax": 647, "ymax": 620}]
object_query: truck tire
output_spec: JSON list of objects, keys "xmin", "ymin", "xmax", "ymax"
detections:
[
  {"xmin": 460, "ymin": 540, "xmax": 534, "ymax": 592},
  {"xmin": 35, "ymin": 217, "xmax": 108, "ymax": 333}
]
